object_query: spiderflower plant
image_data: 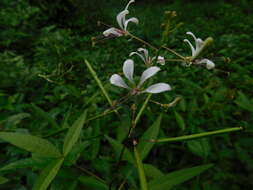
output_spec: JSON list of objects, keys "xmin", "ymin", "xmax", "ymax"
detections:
[
  {"xmin": 109, "ymin": 59, "xmax": 171, "ymax": 95},
  {"xmin": 184, "ymin": 32, "xmax": 215, "ymax": 69},
  {"xmin": 103, "ymin": 0, "xmax": 139, "ymax": 37},
  {"xmin": 130, "ymin": 48, "xmax": 165, "ymax": 66}
]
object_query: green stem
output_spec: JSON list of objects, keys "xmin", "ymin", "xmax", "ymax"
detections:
[
  {"xmin": 162, "ymin": 46, "xmax": 185, "ymax": 60},
  {"xmin": 153, "ymin": 127, "xmax": 243, "ymax": 143},
  {"xmin": 134, "ymin": 94, "xmax": 152, "ymax": 126},
  {"xmin": 134, "ymin": 146, "xmax": 149, "ymax": 190},
  {"xmin": 84, "ymin": 60, "xmax": 118, "ymax": 115},
  {"xmin": 128, "ymin": 33, "xmax": 185, "ymax": 60}
]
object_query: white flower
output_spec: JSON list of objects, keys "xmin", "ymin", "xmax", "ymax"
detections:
[
  {"xmin": 103, "ymin": 0, "xmax": 139, "ymax": 37},
  {"xmin": 109, "ymin": 59, "xmax": 171, "ymax": 94},
  {"xmin": 183, "ymin": 32, "xmax": 204, "ymax": 58},
  {"xmin": 129, "ymin": 48, "xmax": 165, "ymax": 65},
  {"xmin": 183, "ymin": 32, "xmax": 215, "ymax": 69}
]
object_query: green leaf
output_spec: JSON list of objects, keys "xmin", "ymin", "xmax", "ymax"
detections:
[
  {"xmin": 1, "ymin": 113, "xmax": 30, "ymax": 127},
  {"xmin": 63, "ymin": 110, "xmax": 87, "ymax": 156},
  {"xmin": 134, "ymin": 146, "xmax": 149, "ymax": 190},
  {"xmin": 0, "ymin": 132, "xmax": 61, "ymax": 158},
  {"xmin": 137, "ymin": 115, "xmax": 162, "ymax": 160},
  {"xmin": 32, "ymin": 104, "xmax": 59, "ymax": 128},
  {"xmin": 78, "ymin": 176, "xmax": 108, "ymax": 190},
  {"xmin": 0, "ymin": 158, "xmax": 47, "ymax": 171},
  {"xmin": 149, "ymin": 164, "xmax": 213, "ymax": 190},
  {"xmin": 117, "ymin": 113, "xmax": 131, "ymax": 143},
  {"xmin": 91, "ymin": 120, "xmax": 101, "ymax": 159},
  {"xmin": 0, "ymin": 176, "xmax": 9, "ymax": 184},
  {"xmin": 32, "ymin": 158, "xmax": 64, "ymax": 190},
  {"xmin": 187, "ymin": 139, "xmax": 210, "ymax": 158},
  {"xmin": 174, "ymin": 111, "xmax": 185, "ymax": 131},
  {"xmin": 143, "ymin": 164, "xmax": 164, "ymax": 179},
  {"xmin": 105, "ymin": 135, "xmax": 134, "ymax": 164},
  {"xmin": 235, "ymin": 91, "xmax": 253, "ymax": 112}
]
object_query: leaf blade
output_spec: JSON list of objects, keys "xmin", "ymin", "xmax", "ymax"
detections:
[
  {"xmin": 149, "ymin": 164, "xmax": 213, "ymax": 190},
  {"xmin": 137, "ymin": 115, "xmax": 162, "ymax": 160},
  {"xmin": 63, "ymin": 110, "xmax": 87, "ymax": 156},
  {"xmin": 0, "ymin": 132, "xmax": 61, "ymax": 158},
  {"xmin": 32, "ymin": 158, "xmax": 64, "ymax": 190}
]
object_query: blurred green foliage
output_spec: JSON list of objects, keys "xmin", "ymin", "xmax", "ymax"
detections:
[{"xmin": 0, "ymin": 0, "xmax": 252, "ymax": 189}]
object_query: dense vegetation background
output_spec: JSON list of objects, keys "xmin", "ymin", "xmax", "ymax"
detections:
[{"xmin": 0, "ymin": 0, "xmax": 253, "ymax": 189}]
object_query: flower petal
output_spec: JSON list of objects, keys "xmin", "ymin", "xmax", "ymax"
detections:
[
  {"xmin": 196, "ymin": 38, "xmax": 204, "ymax": 50},
  {"xmin": 199, "ymin": 59, "xmax": 215, "ymax": 70},
  {"xmin": 124, "ymin": 17, "xmax": 139, "ymax": 30},
  {"xmin": 117, "ymin": 10, "xmax": 129, "ymax": 29},
  {"xmin": 186, "ymin": 32, "xmax": 197, "ymax": 42},
  {"xmin": 110, "ymin": 74, "xmax": 129, "ymax": 89},
  {"xmin": 123, "ymin": 59, "xmax": 134, "ymax": 83},
  {"xmin": 184, "ymin": 39, "xmax": 195, "ymax": 57},
  {"xmin": 143, "ymin": 83, "xmax": 171, "ymax": 94},
  {"xmin": 129, "ymin": 52, "xmax": 146, "ymax": 63},
  {"xmin": 137, "ymin": 48, "xmax": 149, "ymax": 62},
  {"xmin": 138, "ymin": 66, "xmax": 160, "ymax": 87},
  {"xmin": 156, "ymin": 56, "xmax": 165, "ymax": 65},
  {"xmin": 125, "ymin": 0, "xmax": 135, "ymax": 10},
  {"xmin": 103, "ymin": 28, "xmax": 123, "ymax": 37}
]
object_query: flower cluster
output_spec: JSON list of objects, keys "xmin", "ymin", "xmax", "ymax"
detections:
[
  {"xmin": 103, "ymin": 0, "xmax": 216, "ymax": 96},
  {"xmin": 103, "ymin": 0, "xmax": 138, "ymax": 37},
  {"xmin": 184, "ymin": 32, "xmax": 215, "ymax": 70}
]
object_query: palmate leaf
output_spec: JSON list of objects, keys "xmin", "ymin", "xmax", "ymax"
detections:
[
  {"xmin": 148, "ymin": 164, "xmax": 213, "ymax": 190},
  {"xmin": 32, "ymin": 158, "xmax": 64, "ymax": 190},
  {"xmin": 137, "ymin": 115, "xmax": 162, "ymax": 161},
  {"xmin": 0, "ymin": 132, "xmax": 61, "ymax": 158},
  {"xmin": 63, "ymin": 110, "xmax": 87, "ymax": 156}
]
